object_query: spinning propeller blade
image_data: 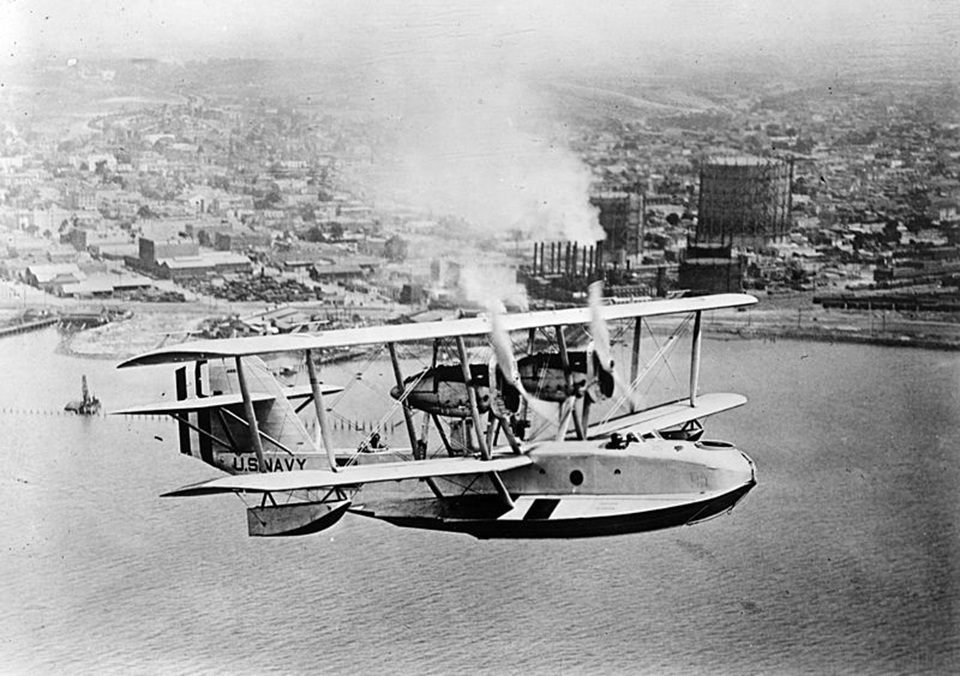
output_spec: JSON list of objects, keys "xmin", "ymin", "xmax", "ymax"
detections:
[
  {"xmin": 588, "ymin": 281, "xmax": 614, "ymax": 369},
  {"xmin": 489, "ymin": 307, "xmax": 556, "ymax": 423},
  {"xmin": 588, "ymin": 281, "xmax": 641, "ymax": 409}
]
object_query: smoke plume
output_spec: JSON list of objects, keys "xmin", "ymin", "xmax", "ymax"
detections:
[{"xmin": 351, "ymin": 10, "xmax": 603, "ymax": 247}]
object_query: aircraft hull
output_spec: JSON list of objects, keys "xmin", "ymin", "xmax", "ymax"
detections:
[
  {"xmin": 354, "ymin": 480, "xmax": 755, "ymax": 539},
  {"xmin": 354, "ymin": 439, "xmax": 756, "ymax": 539}
]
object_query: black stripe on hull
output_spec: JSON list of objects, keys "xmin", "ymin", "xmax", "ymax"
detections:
[
  {"xmin": 174, "ymin": 367, "xmax": 191, "ymax": 456},
  {"xmin": 367, "ymin": 481, "xmax": 755, "ymax": 540}
]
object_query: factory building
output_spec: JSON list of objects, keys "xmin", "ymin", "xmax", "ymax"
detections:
[
  {"xmin": 529, "ymin": 241, "xmax": 604, "ymax": 280},
  {"xmin": 524, "ymin": 186, "xmax": 650, "ymax": 301},
  {"xmin": 528, "ymin": 186, "xmax": 645, "ymax": 280},
  {"xmin": 590, "ymin": 190, "xmax": 643, "ymax": 266}
]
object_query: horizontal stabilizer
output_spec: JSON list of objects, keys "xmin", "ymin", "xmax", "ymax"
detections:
[
  {"xmin": 110, "ymin": 383, "xmax": 343, "ymax": 416},
  {"xmin": 119, "ymin": 294, "xmax": 757, "ymax": 367},
  {"xmin": 586, "ymin": 392, "xmax": 747, "ymax": 439},
  {"xmin": 163, "ymin": 454, "xmax": 534, "ymax": 497},
  {"xmin": 283, "ymin": 383, "xmax": 344, "ymax": 400}
]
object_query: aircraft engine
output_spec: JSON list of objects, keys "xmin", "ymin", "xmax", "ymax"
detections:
[{"xmin": 390, "ymin": 363, "xmax": 492, "ymax": 418}]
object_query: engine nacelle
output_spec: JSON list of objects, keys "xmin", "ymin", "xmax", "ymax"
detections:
[{"xmin": 391, "ymin": 349, "xmax": 617, "ymax": 418}]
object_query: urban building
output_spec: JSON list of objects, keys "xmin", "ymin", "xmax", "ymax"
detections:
[
  {"xmin": 694, "ymin": 156, "xmax": 792, "ymax": 250},
  {"xmin": 681, "ymin": 156, "xmax": 793, "ymax": 294}
]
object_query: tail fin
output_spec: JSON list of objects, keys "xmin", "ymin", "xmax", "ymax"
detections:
[
  {"xmin": 239, "ymin": 356, "xmax": 315, "ymax": 455},
  {"xmin": 167, "ymin": 358, "xmax": 315, "ymax": 467},
  {"xmin": 173, "ymin": 361, "xmax": 214, "ymax": 463}
]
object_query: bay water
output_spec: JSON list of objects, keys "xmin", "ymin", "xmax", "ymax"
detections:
[{"xmin": 1, "ymin": 328, "xmax": 957, "ymax": 675}]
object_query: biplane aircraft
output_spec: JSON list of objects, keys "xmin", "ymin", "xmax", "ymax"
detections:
[{"xmin": 115, "ymin": 289, "xmax": 758, "ymax": 539}]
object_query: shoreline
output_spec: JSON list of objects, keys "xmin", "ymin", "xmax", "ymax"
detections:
[
  {"xmin": 5, "ymin": 284, "xmax": 957, "ymax": 358},
  {"xmin": 706, "ymin": 324, "xmax": 960, "ymax": 351},
  {"xmin": 52, "ymin": 310, "xmax": 960, "ymax": 362}
]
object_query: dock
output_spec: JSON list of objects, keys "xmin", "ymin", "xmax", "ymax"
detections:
[
  {"xmin": 0, "ymin": 307, "xmax": 131, "ymax": 339},
  {"xmin": 0, "ymin": 317, "xmax": 57, "ymax": 338}
]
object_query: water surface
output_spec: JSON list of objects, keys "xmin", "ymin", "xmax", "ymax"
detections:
[{"xmin": 1, "ymin": 329, "xmax": 957, "ymax": 674}]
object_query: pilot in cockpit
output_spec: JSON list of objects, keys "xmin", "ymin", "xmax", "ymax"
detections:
[
  {"xmin": 605, "ymin": 432, "xmax": 639, "ymax": 450},
  {"xmin": 605, "ymin": 433, "xmax": 623, "ymax": 449}
]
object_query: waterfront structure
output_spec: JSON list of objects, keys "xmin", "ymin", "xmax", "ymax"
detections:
[{"xmin": 24, "ymin": 263, "xmax": 85, "ymax": 291}]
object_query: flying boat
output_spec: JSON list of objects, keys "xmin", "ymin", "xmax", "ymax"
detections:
[{"xmin": 115, "ymin": 289, "xmax": 758, "ymax": 539}]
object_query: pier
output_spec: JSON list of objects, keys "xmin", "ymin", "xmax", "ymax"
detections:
[
  {"xmin": 0, "ymin": 317, "xmax": 57, "ymax": 338},
  {"xmin": 0, "ymin": 308, "xmax": 131, "ymax": 339}
]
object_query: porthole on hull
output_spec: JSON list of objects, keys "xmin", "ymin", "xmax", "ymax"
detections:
[{"xmin": 569, "ymin": 469, "xmax": 584, "ymax": 486}]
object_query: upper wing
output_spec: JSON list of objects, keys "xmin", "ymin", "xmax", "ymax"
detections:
[
  {"xmin": 586, "ymin": 392, "xmax": 747, "ymax": 439},
  {"xmin": 119, "ymin": 294, "xmax": 757, "ymax": 367},
  {"xmin": 162, "ymin": 454, "xmax": 534, "ymax": 497}
]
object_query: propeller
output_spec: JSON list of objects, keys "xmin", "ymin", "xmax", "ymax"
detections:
[
  {"xmin": 587, "ymin": 281, "xmax": 641, "ymax": 410},
  {"xmin": 488, "ymin": 306, "xmax": 557, "ymax": 423}
]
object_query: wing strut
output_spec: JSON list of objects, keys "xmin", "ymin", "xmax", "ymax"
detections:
[
  {"xmin": 690, "ymin": 311, "xmax": 702, "ymax": 407},
  {"xmin": 555, "ymin": 326, "xmax": 584, "ymax": 440},
  {"xmin": 388, "ymin": 342, "xmax": 423, "ymax": 460},
  {"xmin": 219, "ymin": 408, "xmax": 296, "ymax": 455},
  {"xmin": 455, "ymin": 336, "xmax": 490, "ymax": 460},
  {"xmin": 433, "ymin": 413, "xmax": 456, "ymax": 456},
  {"xmin": 630, "ymin": 317, "xmax": 642, "ymax": 412},
  {"xmin": 235, "ymin": 356, "xmax": 266, "ymax": 472},
  {"xmin": 169, "ymin": 413, "xmax": 235, "ymax": 453},
  {"xmin": 305, "ymin": 349, "xmax": 337, "ymax": 472}
]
